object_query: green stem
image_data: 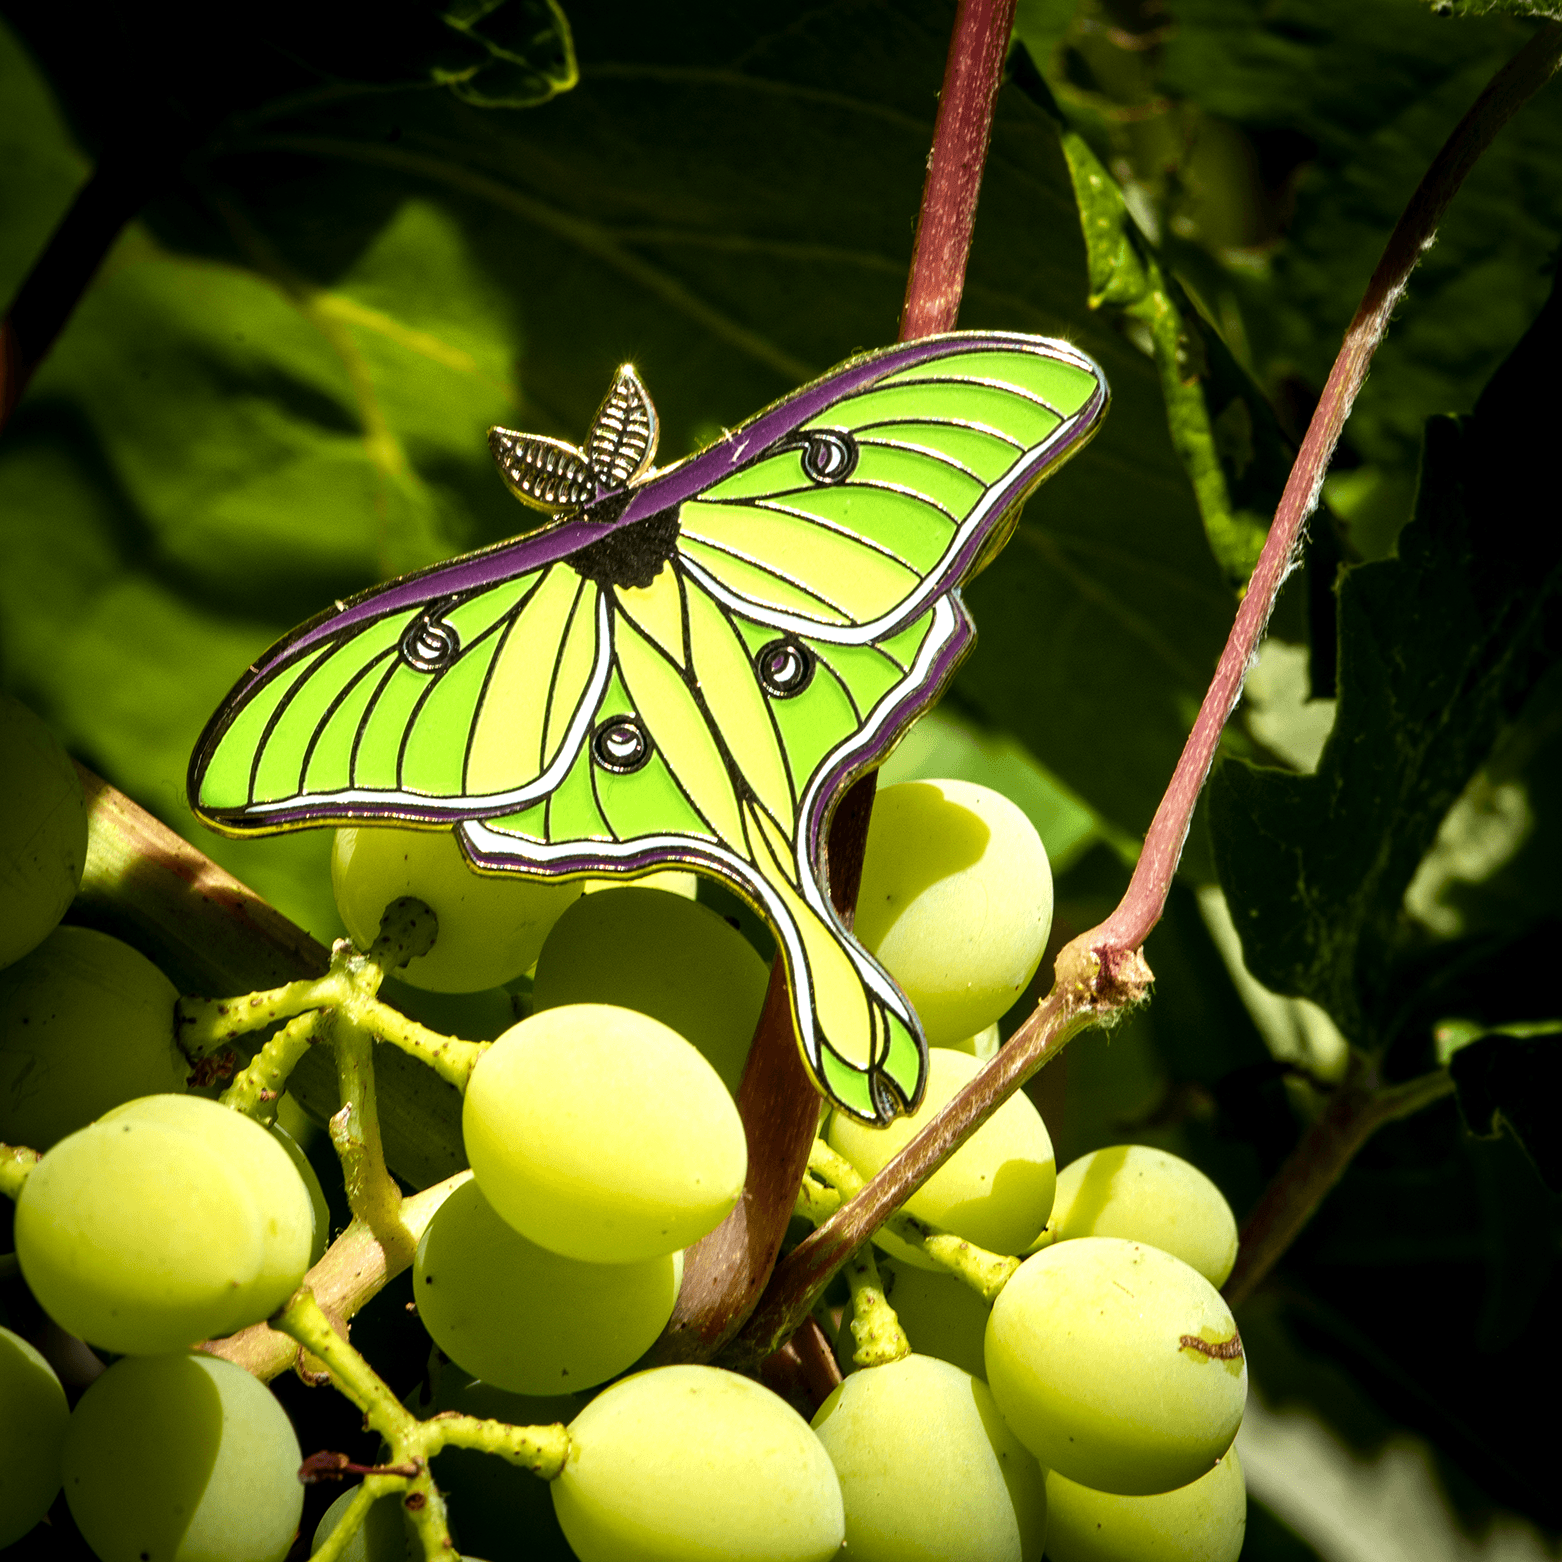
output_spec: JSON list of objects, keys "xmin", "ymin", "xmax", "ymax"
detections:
[
  {"xmin": 843, "ymin": 1245, "xmax": 909, "ymax": 1368},
  {"xmin": 330, "ymin": 1016, "xmax": 411, "ymax": 1265},
  {"xmin": 798, "ymin": 1138, "xmax": 1019, "ymax": 1299},
  {"xmin": 220, "ymin": 1010, "xmax": 323, "ymax": 1121},
  {"xmin": 271, "ymin": 1289, "xmax": 570, "ymax": 1562}
]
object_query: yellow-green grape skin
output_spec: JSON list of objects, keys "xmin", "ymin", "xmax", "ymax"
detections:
[
  {"xmin": 463, "ymin": 1005, "xmax": 747, "ymax": 1263},
  {"xmin": 951, "ymin": 1021, "xmax": 1001, "ymax": 1061},
  {"xmin": 0, "ymin": 1327, "xmax": 69, "ymax": 1547},
  {"xmin": 311, "ymin": 1488, "xmax": 413, "ymax": 1560},
  {"xmin": 63, "ymin": 1352, "xmax": 303, "ymax": 1562},
  {"xmin": 0, "ymin": 695, "xmax": 88, "ymax": 971},
  {"xmin": 985, "ymin": 1239, "xmax": 1246, "ymax": 1496},
  {"xmin": 552, "ymin": 1365, "xmax": 844, "ymax": 1562},
  {"xmin": 332, "ymin": 826, "xmax": 580, "ymax": 992},
  {"xmin": 1044, "ymin": 1450, "xmax": 1246, "ymax": 1562},
  {"xmin": 878, "ymin": 1262, "xmax": 992, "ymax": 1380},
  {"xmin": 407, "ymin": 1371, "xmax": 581, "ymax": 1562},
  {"xmin": 812, "ymin": 1354, "xmax": 1046, "ymax": 1562},
  {"xmin": 1045, "ymin": 1146, "xmax": 1239, "ymax": 1287},
  {"xmin": 414, "ymin": 1175, "xmax": 682, "ymax": 1395},
  {"xmin": 532, "ymin": 887, "xmax": 768, "ymax": 1096},
  {"xmin": 829, "ymin": 1047, "xmax": 1055, "ymax": 1268},
  {"xmin": 0, "ymin": 926, "xmax": 185, "ymax": 1149},
  {"xmin": 270, "ymin": 1121, "xmax": 331, "ymax": 1266},
  {"xmin": 100, "ymin": 1095, "xmax": 314, "ymax": 1319},
  {"xmin": 15, "ymin": 1119, "xmax": 267, "ymax": 1353},
  {"xmin": 855, "ymin": 780, "xmax": 1052, "ymax": 1046}
]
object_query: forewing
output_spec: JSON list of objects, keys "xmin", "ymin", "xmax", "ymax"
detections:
[
  {"xmin": 671, "ymin": 334, "xmax": 1106, "ymax": 642},
  {"xmin": 190, "ymin": 541, "xmax": 611, "ymax": 832}
]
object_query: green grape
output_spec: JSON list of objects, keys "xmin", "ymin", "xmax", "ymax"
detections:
[
  {"xmin": 463, "ymin": 1005, "xmax": 746, "ymax": 1263},
  {"xmin": 531, "ymin": 887, "xmax": 768, "ymax": 1096},
  {"xmin": 984, "ymin": 1239, "xmax": 1246, "ymax": 1496},
  {"xmin": 1044, "ymin": 1450, "xmax": 1246, "ymax": 1562},
  {"xmin": 271, "ymin": 1120, "xmax": 331, "ymax": 1266},
  {"xmin": 414, "ymin": 1175, "xmax": 682, "ymax": 1395},
  {"xmin": 880, "ymin": 1261, "xmax": 992, "ymax": 1380},
  {"xmin": 0, "ymin": 926, "xmax": 185, "ymax": 1149},
  {"xmin": 17, "ymin": 1098, "xmax": 312, "ymax": 1353},
  {"xmin": 332, "ymin": 826, "xmax": 580, "ymax": 993},
  {"xmin": 812, "ymin": 1353, "xmax": 1046, "ymax": 1562},
  {"xmin": 63, "ymin": 1352, "xmax": 303, "ymax": 1562},
  {"xmin": 829, "ymin": 1047, "xmax": 1054, "ymax": 1268},
  {"xmin": 855, "ymin": 780, "xmax": 1052, "ymax": 1046},
  {"xmin": 0, "ymin": 695, "xmax": 88, "ymax": 971},
  {"xmin": 1045, "ymin": 1145, "xmax": 1239, "ymax": 1287},
  {"xmin": 409, "ymin": 1369, "xmax": 581, "ymax": 1562},
  {"xmin": 312, "ymin": 1487, "xmax": 414, "ymax": 1560},
  {"xmin": 101, "ymin": 1095, "xmax": 314, "ymax": 1318},
  {"xmin": 552, "ymin": 1365, "xmax": 843, "ymax": 1562},
  {"xmin": 950, "ymin": 1021, "xmax": 1000, "ymax": 1061},
  {"xmin": 0, "ymin": 1326, "xmax": 69, "ymax": 1547},
  {"xmin": 17, "ymin": 1119, "xmax": 264, "ymax": 1352}
]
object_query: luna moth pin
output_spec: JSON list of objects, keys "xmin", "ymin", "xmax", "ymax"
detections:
[{"xmin": 188, "ymin": 331, "xmax": 1108, "ymax": 1125}]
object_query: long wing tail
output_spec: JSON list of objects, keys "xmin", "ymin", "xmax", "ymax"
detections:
[{"xmin": 741, "ymin": 801, "xmax": 926, "ymax": 1125}]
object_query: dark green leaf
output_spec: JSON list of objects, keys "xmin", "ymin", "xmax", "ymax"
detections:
[
  {"xmin": 1450, "ymin": 1032, "xmax": 1562, "ymax": 1190},
  {"xmin": 1210, "ymin": 267, "xmax": 1562, "ymax": 1043},
  {"xmin": 1159, "ymin": 0, "xmax": 1562, "ymax": 497},
  {"xmin": 0, "ymin": 0, "xmax": 1235, "ymax": 941}
]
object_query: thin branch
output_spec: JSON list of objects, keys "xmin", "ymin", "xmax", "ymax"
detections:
[
  {"xmin": 1092, "ymin": 20, "xmax": 1562, "ymax": 958},
  {"xmin": 654, "ymin": 0, "xmax": 1022, "ymax": 1366},
  {"xmin": 0, "ymin": 123, "xmax": 199, "ymax": 431},
  {"xmin": 1222, "ymin": 1065, "xmax": 1454, "ymax": 1307},
  {"xmin": 900, "ymin": 0, "xmax": 1021, "ymax": 338},
  {"xmin": 731, "ymin": 23, "xmax": 1562, "ymax": 1358},
  {"xmin": 201, "ymin": 1172, "xmax": 470, "ymax": 1381}
]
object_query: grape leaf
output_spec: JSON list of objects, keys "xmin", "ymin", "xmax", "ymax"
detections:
[
  {"xmin": 1209, "ymin": 266, "xmax": 1562, "ymax": 1045},
  {"xmin": 1449, "ymin": 1032, "xmax": 1562, "ymax": 1191},
  {"xmin": 0, "ymin": 0, "xmax": 1238, "ymax": 951},
  {"xmin": 1159, "ymin": 0, "xmax": 1562, "ymax": 481}
]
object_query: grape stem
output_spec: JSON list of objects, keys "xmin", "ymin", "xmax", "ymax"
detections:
[
  {"xmin": 271, "ymin": 1287, "xmax": 571, "ymax": 1562},
  {"xmin": 844, "ymin": 1244, "xmax": 910, "ymax": 1368},
  {"xmin": 201, "ymin": 1170, "xmax": 471, "ymax": 1382},
  {"xmin": 797, "ymin": 1138, "xmax": 1021, "ymax": 1303},
  {"xmin": 726, "ymin": 19, "xmax": 1562, "ymax": 1364},
  {"xmin": 1222, "ymin": 1061, "xmax": 1454, "ymax": 1307}
]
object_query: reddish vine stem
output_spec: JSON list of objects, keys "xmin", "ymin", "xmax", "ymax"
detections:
[
  {"xmin": 729, "ymin": 19, "xmax": 1562, "ymax": 1362},
  {"xmin": 1093, "ymin": 18, "xmax": 1562, "ymax": 957},
  {"xmin": 656, "ymin": 0, "xmax": 1021, "ymax": 1363}
]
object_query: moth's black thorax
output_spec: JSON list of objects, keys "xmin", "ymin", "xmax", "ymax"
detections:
[{"xmin": 569, "ymin": 503, "xmax": 681, "ymax": 590}]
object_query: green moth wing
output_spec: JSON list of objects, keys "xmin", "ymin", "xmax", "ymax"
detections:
[{"xmin": 189, "ymin": 332, "xmax": 1108, "ymax": 1122}]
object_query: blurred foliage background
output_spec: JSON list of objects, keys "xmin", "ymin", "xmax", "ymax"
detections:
[{"xmin": 2, "ymin": 1, "xmax": 1561, "ymax": 1557}]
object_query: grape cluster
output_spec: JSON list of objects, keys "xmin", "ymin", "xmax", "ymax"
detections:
[{"xmin": 0, "ymin": 696, "xmax": 1250, "ymax": 1562}]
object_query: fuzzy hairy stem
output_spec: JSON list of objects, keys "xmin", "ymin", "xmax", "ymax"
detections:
[{"xmin": 271, "ymin": 1288, "xmax": 570, "ymax": 1561}]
